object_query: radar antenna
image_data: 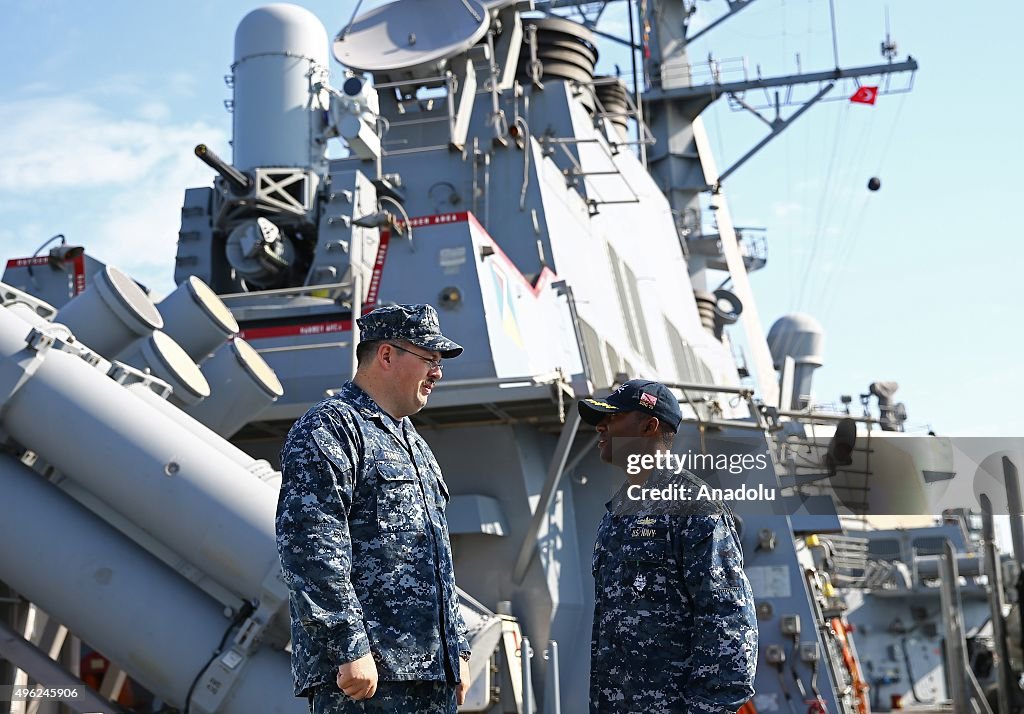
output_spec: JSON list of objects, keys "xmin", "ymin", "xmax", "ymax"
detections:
[{"xmin": 881, "ymin": 8, "xmax": 898, "ymax": 62}]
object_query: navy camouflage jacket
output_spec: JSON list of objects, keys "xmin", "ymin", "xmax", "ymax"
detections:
[
  {"xmin": 591, "ymin": 469, "xmax": 757, "ymax": 713},
  {"xmin": 276, "ymin": 381, "xmax": 470, "ymax": 697}
]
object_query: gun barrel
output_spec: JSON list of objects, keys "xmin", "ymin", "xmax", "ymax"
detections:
[{"xmin": 194, "ymin": 144, "xmax": 252, "ymax": 195}]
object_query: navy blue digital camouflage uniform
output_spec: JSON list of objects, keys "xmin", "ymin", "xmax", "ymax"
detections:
[
  {"xmin": 276, "ymin": 304, "xmax": 469, "ymax": 714},
  {"xmin": 590, "ymin": 468, "xmax": 758, "ymax": 713},
  {"xmin": 579, "ymin": 381, "xmax": 757, "ymax": 713}
]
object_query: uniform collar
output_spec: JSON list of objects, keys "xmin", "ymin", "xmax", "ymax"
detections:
[
  {"xmin": 606, "ymin": 468, "xmax": 675, "ymax": 516},
  {"xmin": 339, "ymin": 381, "xmax": 411, "ymax": 445}
]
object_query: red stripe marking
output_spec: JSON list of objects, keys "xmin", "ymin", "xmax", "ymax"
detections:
[
  {"xmin": 238, "ymin": 319, "xmax": 353, "ymax": 341},
  {"xmin": 364, "ymin": 228, "xmax": 390, "ymax": 310},
  {"xmin": 5, "ymin": 256, "xmax": 49, "ymax": 268},
  {"xmin": 72, "ymin": 254, "xmax": 86, "ymax": 295},
  {"xmin": 465, "ymin": 213, "xmax": 557, "ymax": 297},
  {"xmin": 399, "ymin": 212, "xmax": 468, "ymax": 228}
]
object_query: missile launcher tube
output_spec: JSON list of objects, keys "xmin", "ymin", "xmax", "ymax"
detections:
[
  {"xmin": 55, "ymin": 266, "xmax": 163, "ymax": 356},
  {"xmin": 0, "ymin": 454, "xmax": 301, "ymax": 712},
  {"xmin": 118, "ymin": 330, "xmax": 212, "ymax": 408},
  {"xmin": 157, "ymin": 276, "xmax": 240, "ymax": 363},
  {"xmin": 127, "ymin": 383, "xmax": 257, "ymax": 467},
  {"xmin": 0, "ymin": 306, "xmax": 279, "ymax": 604},
  {"xmin": 126, "ymin": 382, "xmax": 279, "ymax": 483},
  {"xmin": 184, "ymin": 337, "xmax": 284, "ymax": 438}
]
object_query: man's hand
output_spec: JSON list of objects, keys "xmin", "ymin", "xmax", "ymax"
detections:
[
  {"xmin": 457, "ymin": 657, "xmax": 472, "ymax": 705},
  {"xmin": 337, "ymin": 653, "xmax": 378, "ymax": 700}
]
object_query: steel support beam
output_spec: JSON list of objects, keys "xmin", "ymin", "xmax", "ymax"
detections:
[
  {"xmin": 981, "ymin": 494, "xmax": 1013, "ymax": 714},
  {"xmin": 717, "ymin": 82, "xmax": 834, "ymax": 185},
  {"xmin": 644, "ymin": 58, "xmax": 919, "ymax": 102},
  {"xmin": 938, "ymin": 541, "xmax": 970, "ymax": 711},
  {"xmin": 0, "ymin": 619, "xmax": 122, "ymax": 714},
  {"xmin": 512, "ymin": 408, "xmax": 582, "ymax": 584},
  {"xmin": 939, "ymin": 540, "xmax": 994, "ymax": 714}
]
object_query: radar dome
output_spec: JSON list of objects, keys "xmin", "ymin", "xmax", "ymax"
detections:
[
  {"xmin": 235, "ymin": 4, "xmax": 329, "ymax": 59},
  {"xmin": 232, "ymin": 5, "xmax": 330, "ymax": 171},
  {"xmin": 767, "ymin": 313, "xmax": 825, "ymax": 369}
]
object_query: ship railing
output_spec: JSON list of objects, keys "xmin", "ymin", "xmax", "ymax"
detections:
[
  {"xmin": 811, "ymin": 534, "xmax": 875, "ymax": 587},
  {"xmin": 660, "ymin": 380, "xmax": 768, "ymax": 432},
  {"xmin": 653, "ymin": 55, "xmax": 749, "ymax": 92},
  {"xmin": 776, "ymin": 409, "xmax": 880, "ymax": 427},
  {"xmin": 403, "ymin": 370, "xmax": 577, "ymax": 425},
  {"xmin": 217, "ymin": 279, "xmax": 355, "ymax": 303},
  {"xmin": 685, "ymin": 224, "xmax": 769, "ymax": 273},
  {"xmin": 773, "ymin": 410, "xmax": 880, "ymax": 514},
  {"xmin": 219, "ymin": 276, "xmax": 365, "ymax": 375},
  {"xmin": 370, "ymin": 73, "xmax": 469, "ymax": 155},
  {"xmin": 735, "ymin": 226, "xmax": 767, "ymax": 270},
  {"xmin": 650, "ymin": 53, "xmax": 917, "ymax": 112},
  {"xmin": 723, "ymin": 67, "xmax": 917, "ymax": 111},
  {"xmin": 537, "ymin": 134, "xmax": 641, "ymax": 215}
]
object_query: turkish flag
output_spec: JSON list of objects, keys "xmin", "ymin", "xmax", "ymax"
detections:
[{"xmin": 850, "ymin": 86, "xmax": 879, "ymax": 105}]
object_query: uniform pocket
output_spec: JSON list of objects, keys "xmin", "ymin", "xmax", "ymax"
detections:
[
  {"xmin": 375, "ymin": 460, "xmax": 426, "ymax": 532},
  {"xmin": 619, "ymin": 538, "xmax": 675, "ymax": 610}
]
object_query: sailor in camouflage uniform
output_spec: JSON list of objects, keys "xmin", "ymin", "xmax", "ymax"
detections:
[
  {"xmin": 276, "ymin": 304, "xmax": 472, "ymax": 713},
  {"xmin": 580, "ymin": 380, "xmax": 757, "ymax": 713}
]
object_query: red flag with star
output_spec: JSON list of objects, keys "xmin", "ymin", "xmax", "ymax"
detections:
[{"xmin": 850, "ymin": 86, "xmax": 879, "ymax": 105}]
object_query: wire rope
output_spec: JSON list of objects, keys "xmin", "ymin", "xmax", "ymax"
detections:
[
  {"xmin": 820, "ymin": 92, "xmax": 909, "ymax": 320},
  {"xmin": 794, "ymin": 101, "xmax": 847, "ymax": 310},
  {"xmin": 811, "ymin": 102, "xmax": 879, "ymax": 312}
]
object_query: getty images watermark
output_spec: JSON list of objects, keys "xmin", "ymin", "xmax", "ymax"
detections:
[{"xmin": 625, "ymin": 449, "xmax": 775, "ymax": 503}]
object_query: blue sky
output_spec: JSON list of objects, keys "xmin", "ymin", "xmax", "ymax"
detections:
[{"xmin": 1, "ymin": 0, "xmax": 1019, "ymax": 436}]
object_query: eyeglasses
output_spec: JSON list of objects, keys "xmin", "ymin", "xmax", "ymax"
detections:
[{"xmin": 388, "ymin": 343, "xmax": 443, "ymax": 371}]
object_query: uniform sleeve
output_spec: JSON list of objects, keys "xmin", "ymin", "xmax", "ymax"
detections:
[
  {"xmin": 678, "ymin": 512, "xmax": 758, "ymax": 713},
  {"xmin": 456, "ymin": 610, "xmax": 471, "ymax": 656},
  {"xmin": 276, "ymin": 416, "xmax": 370, "ymax": 666},
  {"xmin": 590, "ymin": 578, "xmax": 603, "ymax": 708}
]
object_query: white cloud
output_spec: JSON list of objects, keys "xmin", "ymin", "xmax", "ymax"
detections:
[
  {"xmin": 0, "ymin": 96, "xmax": 222, "ymax": 192},
  {"xmin": 0, "ymin": 94, "xmax": 226, "ymax": 295},
  {"xmin": 167, "ymin": 71, "xmax": 199, "ymax": 97},
  {"xmin": 137, "ymin": 101, "xmax": 172, "ymax": 122}
]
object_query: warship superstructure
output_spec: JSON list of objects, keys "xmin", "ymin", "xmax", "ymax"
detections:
[{"xmin": 2, "ymin": 1, "xmax": 1022, "ymax": 713}]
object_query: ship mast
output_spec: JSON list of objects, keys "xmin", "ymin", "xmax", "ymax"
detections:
[{"xmin": 536, "ymin": 0, "xmax": 917, "ymax": 408}]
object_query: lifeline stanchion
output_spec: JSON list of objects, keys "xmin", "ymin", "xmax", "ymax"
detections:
[
  {"xmin": 520, "ymin": 636, "xmax": 533, "ymax": 714},
  {"xmin": 544, "ymin": 640, "xmax": 560, "ymax": 714}
]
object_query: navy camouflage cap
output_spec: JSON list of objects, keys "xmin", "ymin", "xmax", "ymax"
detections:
[
  {"xmin": 357, "ymin": 303, "xmax": 463, "ymax": 358},
  {"xmin": 578, "ymin": 379, "xmax": 682, "ymax": 431}
]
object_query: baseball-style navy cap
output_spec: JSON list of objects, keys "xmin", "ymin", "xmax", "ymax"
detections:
[
  {"xmin": 578, "ymin": 379, "xmax": 683, "ymax": 432},
  {"xmin": 357, "ymin": 303, "xmax": 463, "ymax": 358}
]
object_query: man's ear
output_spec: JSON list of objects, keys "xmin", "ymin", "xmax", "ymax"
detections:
[
  {"xmin": 643, "ymin": 416, "xmax": 661, "ymax": 436},
  {"xmin": 377, "ymin": 342, "xmax": 394, "ymax": 369}
]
